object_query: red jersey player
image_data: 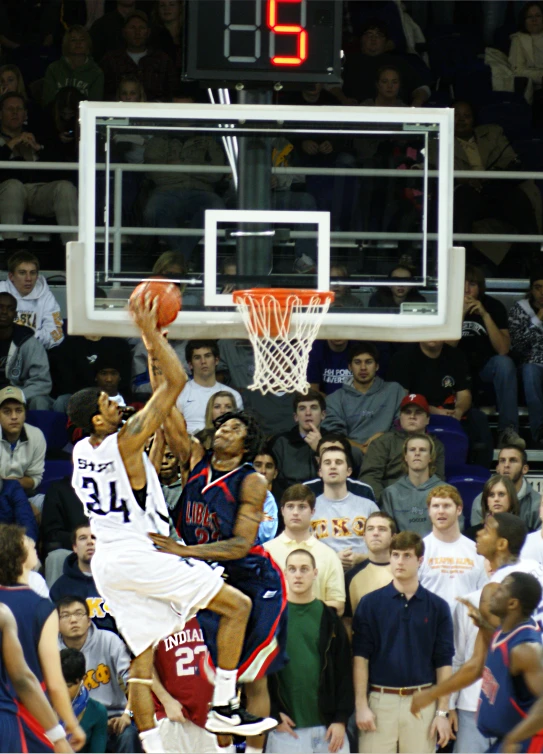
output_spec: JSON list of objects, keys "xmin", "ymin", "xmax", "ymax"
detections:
[{"xmin": 153, "ymin": 617, "xmax": 235, "ymax": 753}]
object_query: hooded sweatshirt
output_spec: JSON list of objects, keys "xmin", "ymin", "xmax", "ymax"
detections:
[
  {"xmin": 1, "ymin": 324, "xmax": 53, "ymax": 401},
  {"xmin": 42, "ymin": 56, "xmax": 104, "ymax": 106},
  {"xmin": 0, "ymin": 276, "xmax": 64, "ymax": 349},
  {"xmin": 50, "ymin": 552, "xmax": 117, "ymax": 633},
  {"xmin": 58, "ymin": 621, "xmax": 130, "ymax": 717},
  {"xmin": 322, "ymin": 377, "xmax": 405, "ymax": 443},
  {"xmin": 360, "ymin": 428, "xmax": 446, "ymax": 501},
  {"xmin": 381, "ymin": 474, "xmax": 442, "ymax": 536}
]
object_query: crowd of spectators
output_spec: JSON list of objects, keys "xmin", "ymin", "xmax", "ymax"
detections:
[
  {"xmin": 0, "ymin": 268, "xmax": 542, "ymax": 751},
  {"xmin": 2, "ymin": 2, "xmax": 543, "ymax": 754}
]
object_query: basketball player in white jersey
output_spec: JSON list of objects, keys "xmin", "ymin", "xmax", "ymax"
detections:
[{"xmin": 68, "ymin": 292, "xmax": 276, "ymax": 753}]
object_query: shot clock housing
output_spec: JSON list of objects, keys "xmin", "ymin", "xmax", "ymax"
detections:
[{"xmin": 184, "ymin": 0, "xmax": 342, "ymax": 85}]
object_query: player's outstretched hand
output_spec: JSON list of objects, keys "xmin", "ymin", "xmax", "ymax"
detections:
[
  {"xmin": 456, "ymin": 596, "xmax": 494, "ymax": 632},
  {"xmin": 149, "ymin": 532, "xmax": 187, "ymax": 557},
  {"xmin": 411, "ymin": 687, "xmax": 436, "ymax": 716},
  {"xmin": 129, "ymin": 290, "xmax": 160, "ymax": 337}
]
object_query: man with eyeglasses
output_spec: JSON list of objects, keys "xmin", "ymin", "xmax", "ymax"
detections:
[
  {"xmin": 57, "ymin": 595, "xmax": 141, "ymax": 753},
  {"xmin": 0, "ymin": 91, "xmax": 77, "ymax": 247}
]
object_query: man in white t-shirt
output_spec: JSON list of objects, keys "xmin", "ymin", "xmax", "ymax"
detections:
[
  {"xmin": 177, "ymin": 340, "xmax": 242, "ymax": 434},
  {"xmin": 311, "ymin": 446, "xmax": 378, "ymax": 571},
  {"xmin": 521, "ymin": 496, "xmax": 543, "ymax": 564},
  {"xmin": 419, "ymin": 484, "xmax": 487, "ymax": 612},
  {"xmin": 264, "ymin": 482, "xmax": 345, "ymax": 615}
]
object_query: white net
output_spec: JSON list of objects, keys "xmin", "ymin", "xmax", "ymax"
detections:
[{"xmin": 233, "ymin": 290, "xmax": 334, "ymax": 395}]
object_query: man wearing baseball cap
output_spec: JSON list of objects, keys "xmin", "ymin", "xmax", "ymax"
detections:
[
  {"xmin": 360, "ymin": 393, "xmax": 445, "ymax": 502},
  {"xmin": 0, "ymin": 385, "xmax": 46, "ymax": 494}
]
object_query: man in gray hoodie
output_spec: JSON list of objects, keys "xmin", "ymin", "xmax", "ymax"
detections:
[
  {"xmin": 381, "ymin": 433, "xmax": 442, "ymax": 535},
  {"xmin": 322, "ymin": 342, "xmax": 405, "ymax": 455},
  {"xmin": 57, "ymin": 595, "xmax": 140, "ymax": 752}
]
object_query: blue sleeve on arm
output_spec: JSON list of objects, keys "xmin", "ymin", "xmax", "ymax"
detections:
[
  {"xmin": 351, "ymin": 595, "xmax": 375, "ymax": 658},
  {"xmin": 5, "ymin": 480, "xmax": 39, "ymax": 542},
  {"xmin": 432, "ymin": 599, "xmax": 455, "ymax": 668}
]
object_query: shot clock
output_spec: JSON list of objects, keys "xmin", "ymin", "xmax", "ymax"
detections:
[{"xmin": 184, "ymin": 0, "xmax": 342, "ymax": 84}]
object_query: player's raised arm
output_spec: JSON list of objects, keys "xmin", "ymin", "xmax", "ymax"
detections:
[
  {"xmin": 120, "ymin": 291, "xmax": 187, "ymax": 452},
  {"xmin": 145, "ymin": 331, "xmax": 203, "ymax": 470},
  {"xmin": 0, "ymin": 604, "xmax": 77, "ymax": 753}
]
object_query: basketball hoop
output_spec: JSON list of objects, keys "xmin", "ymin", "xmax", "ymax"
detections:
[{"xmin": 233, "ymin": 288, "xmax": 334, "ymax": 395}]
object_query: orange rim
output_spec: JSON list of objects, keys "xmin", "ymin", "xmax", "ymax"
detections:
[
  {"xmin": 232, "ymin": 288, "xmax": 334, "ymax": 306},
  {"xmin": 233, "ymin": 288, "xmax": 334, "ymax": 338}
]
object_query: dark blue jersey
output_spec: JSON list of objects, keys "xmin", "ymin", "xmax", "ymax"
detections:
[
  {"xmin": 0, "ymin": 586, "xmax": 55, "ymax": 752},
  {"xmin": 0, "ymin": 629, "xmax": 17, "ymax": 716},
  {"xmin": 176, "ymin": 452, "xmax": 288, "ymax": 681},
  {"xmin": 0, "ymin": 587, "xmax": 54, "ymax": 685},
  {"xmin": 478, "ymin": 620, "xmax": 543, "ymax": 744},
  {"xmin": 177, "ymin": 453, "xmax": 267, "ymax": 577}
]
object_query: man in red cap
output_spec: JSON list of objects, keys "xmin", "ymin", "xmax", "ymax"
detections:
[{"xmin": 360, "ymin": 394, "xmax": 445, "ymax": 502}]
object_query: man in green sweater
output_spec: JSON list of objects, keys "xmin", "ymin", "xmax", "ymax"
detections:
[{"xmin": 267, "ymin": 549, "xmax": 353, "ymax": 753}]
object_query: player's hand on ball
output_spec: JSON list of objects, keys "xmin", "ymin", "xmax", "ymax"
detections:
[
  {"xmin": 129, "ymin": 290, "xmax": 159, "ymax": 335},
  {"xmin": 149, "ymin": 532, "xmax": 187, "ymax": 556}
]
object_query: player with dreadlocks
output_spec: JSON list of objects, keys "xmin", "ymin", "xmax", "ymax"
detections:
[{"xmin": 149, "ymin": 408, "xmax": 288, "ymax": 753}]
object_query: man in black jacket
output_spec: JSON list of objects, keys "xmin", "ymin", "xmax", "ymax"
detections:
[
  {"xmin": 269, "ymin": 390, "xmax": 327, "ymax": 495},
  {"xmin": 267, "ymin": 549, "xmax": 353, "ymax": 753}
]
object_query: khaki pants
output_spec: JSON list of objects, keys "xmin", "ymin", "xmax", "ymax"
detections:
[
  {"xmin": 359, "ymin": 690, "xmax": 437, "ymax": 754},
  {"xmin": 0, "ymin": 178, "xmax": 78, "ymax": 244}
]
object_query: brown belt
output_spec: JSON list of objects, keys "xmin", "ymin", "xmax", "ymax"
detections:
[{"xmin": 369, "ymin": 684, "xmax": 432, "ymax": 697}]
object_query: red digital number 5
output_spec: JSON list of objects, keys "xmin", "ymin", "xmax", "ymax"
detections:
[{"xmin": 267, "ymin": 0, "xmax": 308, "ymax": 66}]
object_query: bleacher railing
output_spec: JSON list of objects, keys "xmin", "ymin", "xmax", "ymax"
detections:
[{"xmin": 0, "ymin": 161, "xmax": 541, "ymax": 249}]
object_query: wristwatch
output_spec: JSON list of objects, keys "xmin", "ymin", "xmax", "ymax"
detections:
[{"xmin": 435, "ymin": 710, "xmax": 449, "ymax": 718}]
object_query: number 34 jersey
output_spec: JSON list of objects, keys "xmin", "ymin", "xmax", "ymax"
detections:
[{"xmin": 72, "ymin": 432, "xmax": 170, "ymax": 545}]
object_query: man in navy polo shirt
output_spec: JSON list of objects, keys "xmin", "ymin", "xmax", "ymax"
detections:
[{"xmin": 353, "ymin": 530, "xmax": 454, "ymax": 754}]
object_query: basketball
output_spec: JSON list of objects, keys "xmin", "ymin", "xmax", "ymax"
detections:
[{"xmin": 130, "ymin": 279, "xmax": 182, "ymax": 328}]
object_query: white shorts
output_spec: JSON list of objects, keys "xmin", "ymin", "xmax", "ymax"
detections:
[
  {"xmin": 91, "ymin": 540, "xmax": 224, "ymax": 656},
  {"xmin": 158, "ymin": 718, "xmax": 235, "ymax": 754}
]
